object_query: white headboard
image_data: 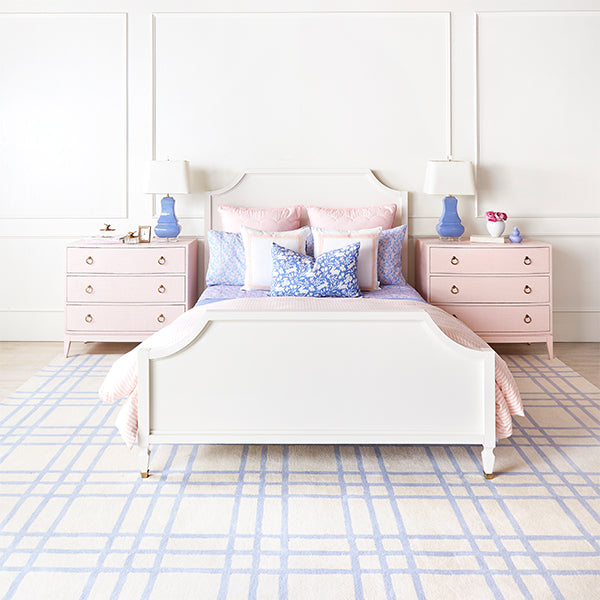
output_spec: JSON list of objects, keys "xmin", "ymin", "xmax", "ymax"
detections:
[{"xmin": 207, "ymin": 170, "xmax": 409, "ymax": 277}]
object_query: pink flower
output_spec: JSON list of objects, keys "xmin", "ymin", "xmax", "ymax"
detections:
[
  {"xmin": 486, "ymin": 211, "xmax": 508, "ymax": 222},
  {"xmin": 497, "ymin": 212, "xmax": 508, "ymax": 221}
]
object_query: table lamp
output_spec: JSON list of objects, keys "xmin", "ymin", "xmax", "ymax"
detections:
[
  {"xmin": 423, "ymin": 158, "xmax": 475, "ymax": 240},
  {"xmin": 145, "ymin": 159, "xmax": 190, "ymax": 239}
]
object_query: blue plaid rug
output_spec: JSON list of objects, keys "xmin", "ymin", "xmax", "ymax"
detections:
[{"xmin": 0, "ymin": 354, "xmax": 598, "ymax": 599}]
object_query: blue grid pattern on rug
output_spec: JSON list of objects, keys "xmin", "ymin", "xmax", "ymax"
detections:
[{"xmin": 0, "ymin": 353, "xmax": 599, "ymax": 600}]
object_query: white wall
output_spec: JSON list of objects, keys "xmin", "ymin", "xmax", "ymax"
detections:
[{"xmin": 1, "ymin": 0, "xmax": 598, "ymax": 341}]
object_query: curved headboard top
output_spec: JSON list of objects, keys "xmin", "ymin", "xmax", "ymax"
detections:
[
  {"xmin": 207, "ymin": 170, "xmax": 409, "ymax": 279},
  {"xmin": 208, "ymin": 170, "xmax": 408, "ymax": 230}
]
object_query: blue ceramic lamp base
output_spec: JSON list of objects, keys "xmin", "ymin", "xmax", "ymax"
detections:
[
  {"xmin": 436, "ymin": 195, "xmax": 465, "ymax": 240},
  {"xmin": 154, "ymin": 196, "xmax": 181, "ymax": 239}
]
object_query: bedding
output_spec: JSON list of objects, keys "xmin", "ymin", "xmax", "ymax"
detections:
[
  {"xmin": 312, "ymin": 227, "xmax": 381, "ymax": 291},
  {"xmin": 378, "ymin": 225, "xmax": 407, "ymax": 285},
  {"xmin": 218, "ymin": 204, "xmax": 302, "ymax": 232},
  {"xmin": 306, "ymin": 204, "xmax": 396, "ymax": 230},
  {"xmin": 99, "ymin": 296, "xmax": 523, "ymax": 450},
  {"xmin": 241, "ymin": 226, "xmax": 309, "ymax": 290},
  {"xmin": 197, "ymin": 282, "xmax": 425, "ymax": 304},
  {"xmin": 205, "ymin": 225, "xmax": 407, "ymax": 288},
  {"xmin": 270, "ymin": 242, "xmax": 361, "ymax": 298},
  {"xmin": 205, "ymin": 230, "xmax": 245, "ymax": 286}
]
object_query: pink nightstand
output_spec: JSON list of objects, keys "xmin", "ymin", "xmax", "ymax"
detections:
[
  {"xmin": 64, "ymin": 238, "xmax": 198, "ymax": 357},
  {"xmin": 415, "ymin": 238, "xmax": 553, "ymax": 359}
]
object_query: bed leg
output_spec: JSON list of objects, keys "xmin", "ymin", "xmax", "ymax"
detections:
[
  {"xmin": 481, "ymin": 446, "xmax": 495, "ymax": 479},
  {"xmin": 139, "ymin": 447, "xmax": 150, "ymax": 479}
]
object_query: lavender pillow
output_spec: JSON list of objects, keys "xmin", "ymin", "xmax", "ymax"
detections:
[
  {"xmin": 378, "ymin": 225, "xmax": 407, "ymax": 285},
  {"xmin": 205, "ymin": 230, "xmax": 245, "ymax": 286}
]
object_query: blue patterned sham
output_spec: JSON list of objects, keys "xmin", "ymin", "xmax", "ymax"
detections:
[
  {"xmin": 270, "ymin": 242, "xmax": 361, "ymax": 298},
  {"xmin": 378, "ymin": 224, "xmax": 407, "ymax": 285},
  {"xmin": 205, "ymin": 230, "xmax": 245, "ymax": 286}
]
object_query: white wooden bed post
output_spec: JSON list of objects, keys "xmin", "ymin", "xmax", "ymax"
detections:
[{"xmin": 138, "ymin": 346, "xmax": 151, "ymax": 478}]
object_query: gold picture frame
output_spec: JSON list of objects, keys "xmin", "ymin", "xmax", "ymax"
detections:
[{"xmin": 138, "ymin": 226, "xmax": 151, "ymax": 243}]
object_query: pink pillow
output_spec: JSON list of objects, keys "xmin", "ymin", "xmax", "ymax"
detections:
[
  {"xmin": 218, "ymin": 205, "xmax": 303, "ymax": 233},
  {"xmin": 307, "ymin": 204, "xmax": 396, "ymax": 230}
]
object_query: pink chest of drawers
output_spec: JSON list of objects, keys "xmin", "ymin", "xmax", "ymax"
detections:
[
  {"xmin": 415, "ymin": 238, "xmax": 553, "ymax": 358},
  {"xmin": 65, "ymin": 238, "xmax": 198, "ymax": 357}
]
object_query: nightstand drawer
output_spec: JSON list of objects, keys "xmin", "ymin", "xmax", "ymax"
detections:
[
  {"xmin": 66, "ymin": 304, "xmax": 185, "ymax": 332},
  {"xmin": 67, "ymin": 275, "xmax": 186, "ymax": 303},
  {"xmin": 430, "ymin": 247, "xmax": 550, "ymax": 274},
  {"xmin": 429, "ymin": 276, "xmax": 550, "ymax": 304},
  {"xmin": 439, "ymin": 304, "xmax": 551, "ymax": 334},
  {"xmin": 67, "ymin": 247, "xmax": 186, "ymax": 274}
]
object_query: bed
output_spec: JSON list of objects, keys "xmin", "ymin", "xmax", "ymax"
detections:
[{"xmin": 99, "ymin": 170, "xmax": 523, "ymax": 479}]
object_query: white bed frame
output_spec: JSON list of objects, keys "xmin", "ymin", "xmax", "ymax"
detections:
[{"xmin": 137, "ymin": 171, "xmax": 496, "ymax": 478}]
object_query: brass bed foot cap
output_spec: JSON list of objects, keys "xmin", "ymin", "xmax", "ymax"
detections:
[
  {"xmin": 484, "ymin": 473, "xmax": 494, "ymax": 480},
  {"xmin": 140, "ymin": 471, "xmax": 149, "ymax": 479}
]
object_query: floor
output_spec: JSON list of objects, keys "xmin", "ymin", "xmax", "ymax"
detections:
[{"xmin": 0, "ymin": 341, "xmax": 598, "ymax": 402}]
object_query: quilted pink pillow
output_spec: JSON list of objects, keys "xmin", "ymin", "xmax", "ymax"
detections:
[
  {"xmin": 307, "ymin": 204, "xmax": 396, "ymax": 230},
  {"xmin": 218, "ymin": 205, "xmax": 303, "ymax": 233}
]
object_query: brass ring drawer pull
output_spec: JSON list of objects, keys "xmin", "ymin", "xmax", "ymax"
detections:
[
  {"xmin": 523, "ymin": 256, "xmax": 532, "ymax": 266},
  {"xmin": 158, "ymin": 285, "xmax": 166, "ymax": 294},
  {"xmin": 157, "ymin": 256, "xmax": 166, "ymax": 265},
  {"xmin": 451, "ymin": 285, "xmax": 459, "ymax": 295},
  {"xmin": 450, "ymin": 256, "xmax": 459, "ymax": 265},
  {"xmin": 86, "ymin": 256, "xmax": 94, "ymax": 265},
  {"xmin": 85, "ymin": 285, "xmax": 93, "ymax": 294},
  {"xmin": 524, "ymin": 314, "xmax": 532, "ymax": 324},
  {"xmin": 85, "ymin": 314, "xmax": 93, "ymax": 323},
  {"xmin": 157, "ymin": 314, "xmax": 165, "ymax": 323},
  {"xmin": 524, "ymin": 285, "xmax": 532, "ymax": 294}
]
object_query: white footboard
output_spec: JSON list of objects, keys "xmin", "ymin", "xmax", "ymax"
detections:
[{"xmin": 137, "ymin": 309, "xmax": 496, "ymax": 477}]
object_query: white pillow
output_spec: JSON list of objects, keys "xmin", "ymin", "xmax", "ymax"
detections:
[
  {"xmin": 241, "ymin": 226, "xmax": 310, "ymax": 290},
  {"xmin": 312, "ymin": 227, "xmax": 382, "ymax": 291}
]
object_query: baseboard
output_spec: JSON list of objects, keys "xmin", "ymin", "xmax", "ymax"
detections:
[
  {"xmin": 1, "ymin": 309, "xmax": 599, "ymax": 342},
  {"xmin": 554, "ymin": 310, "xmax": 600, "ymax": 342},
  {"xmin": 0, "ymin": 311, "xmax": 64, "ymax": 341}
]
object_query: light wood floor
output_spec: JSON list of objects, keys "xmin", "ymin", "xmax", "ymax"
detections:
[{"xmin": 0, "ymin": 341, "xmax": 598, "ymax": 402}]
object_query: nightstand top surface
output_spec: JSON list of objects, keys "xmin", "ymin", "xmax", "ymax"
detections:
[
  {"xmin": 416, "ymin": 238, "xmax": 550, "ymax": 248},
  {"xmin": 69, "ymin": 237, "xmax": 197, "ymax": 248}
]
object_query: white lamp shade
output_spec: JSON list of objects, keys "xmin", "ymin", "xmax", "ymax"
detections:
[
  {"xmin": 145, "ymin": 160, "xmax": 190, "ymax": 195},
  {"xmin": 423, "ymin": 160, "xmax": 476, "ymax": 196}
]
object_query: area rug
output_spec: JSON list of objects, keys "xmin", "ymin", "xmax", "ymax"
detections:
[{"xmin": 0, "ymin": 354, "xmax": 598, "ymax": 600}]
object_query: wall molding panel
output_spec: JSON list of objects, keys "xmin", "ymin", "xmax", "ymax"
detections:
[
  {"xmin": 474, "ymin": 10, "xmax": 600, "ymax": 220},
  {"xmin": 0, "ymin": 12, "xmax": 129, "ymax": 221}
]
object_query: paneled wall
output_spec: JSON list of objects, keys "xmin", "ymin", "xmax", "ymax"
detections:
[{"xmin": 1, "ymin": 1, "xmax": 598, "ymax": 341}]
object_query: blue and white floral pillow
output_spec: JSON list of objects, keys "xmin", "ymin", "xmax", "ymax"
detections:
[{"xmin": 270, "ymin": 242, "xmax": 361, "ymax": 298}]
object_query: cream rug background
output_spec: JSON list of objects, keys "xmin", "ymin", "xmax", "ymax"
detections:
[{"xmin": 0, "ymin": 354, "xmax": 598, "ymax": 600}]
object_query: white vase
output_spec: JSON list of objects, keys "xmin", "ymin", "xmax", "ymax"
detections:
[{"xmin": 486, "ymin": 220, "xmax": 506, "ymax": 237}]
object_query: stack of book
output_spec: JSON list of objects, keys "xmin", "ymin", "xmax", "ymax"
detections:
[
  {"xmin": 469, "ymin": 235, "xmax": 508, "ymax": 244},
  {"xmin": 82, "ymin": 235, "xmax": 123, "ymax": 244}
]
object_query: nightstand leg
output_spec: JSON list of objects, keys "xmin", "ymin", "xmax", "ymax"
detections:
[
  {"xmin": 546, "ymin": 336, "xmax": 554, "ymax": 360},
  {"xmin": 64, "ymin": 338, "xmax": 71, "ymax": 358}
]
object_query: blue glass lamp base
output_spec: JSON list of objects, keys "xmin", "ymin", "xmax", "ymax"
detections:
[
  {"xmin": 436, "ymin": 195, "xmax": 464, "ymax": 240},
  {"xmin": 154, "ymin": 196, "xmax": 181, "ymax": 239}
]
